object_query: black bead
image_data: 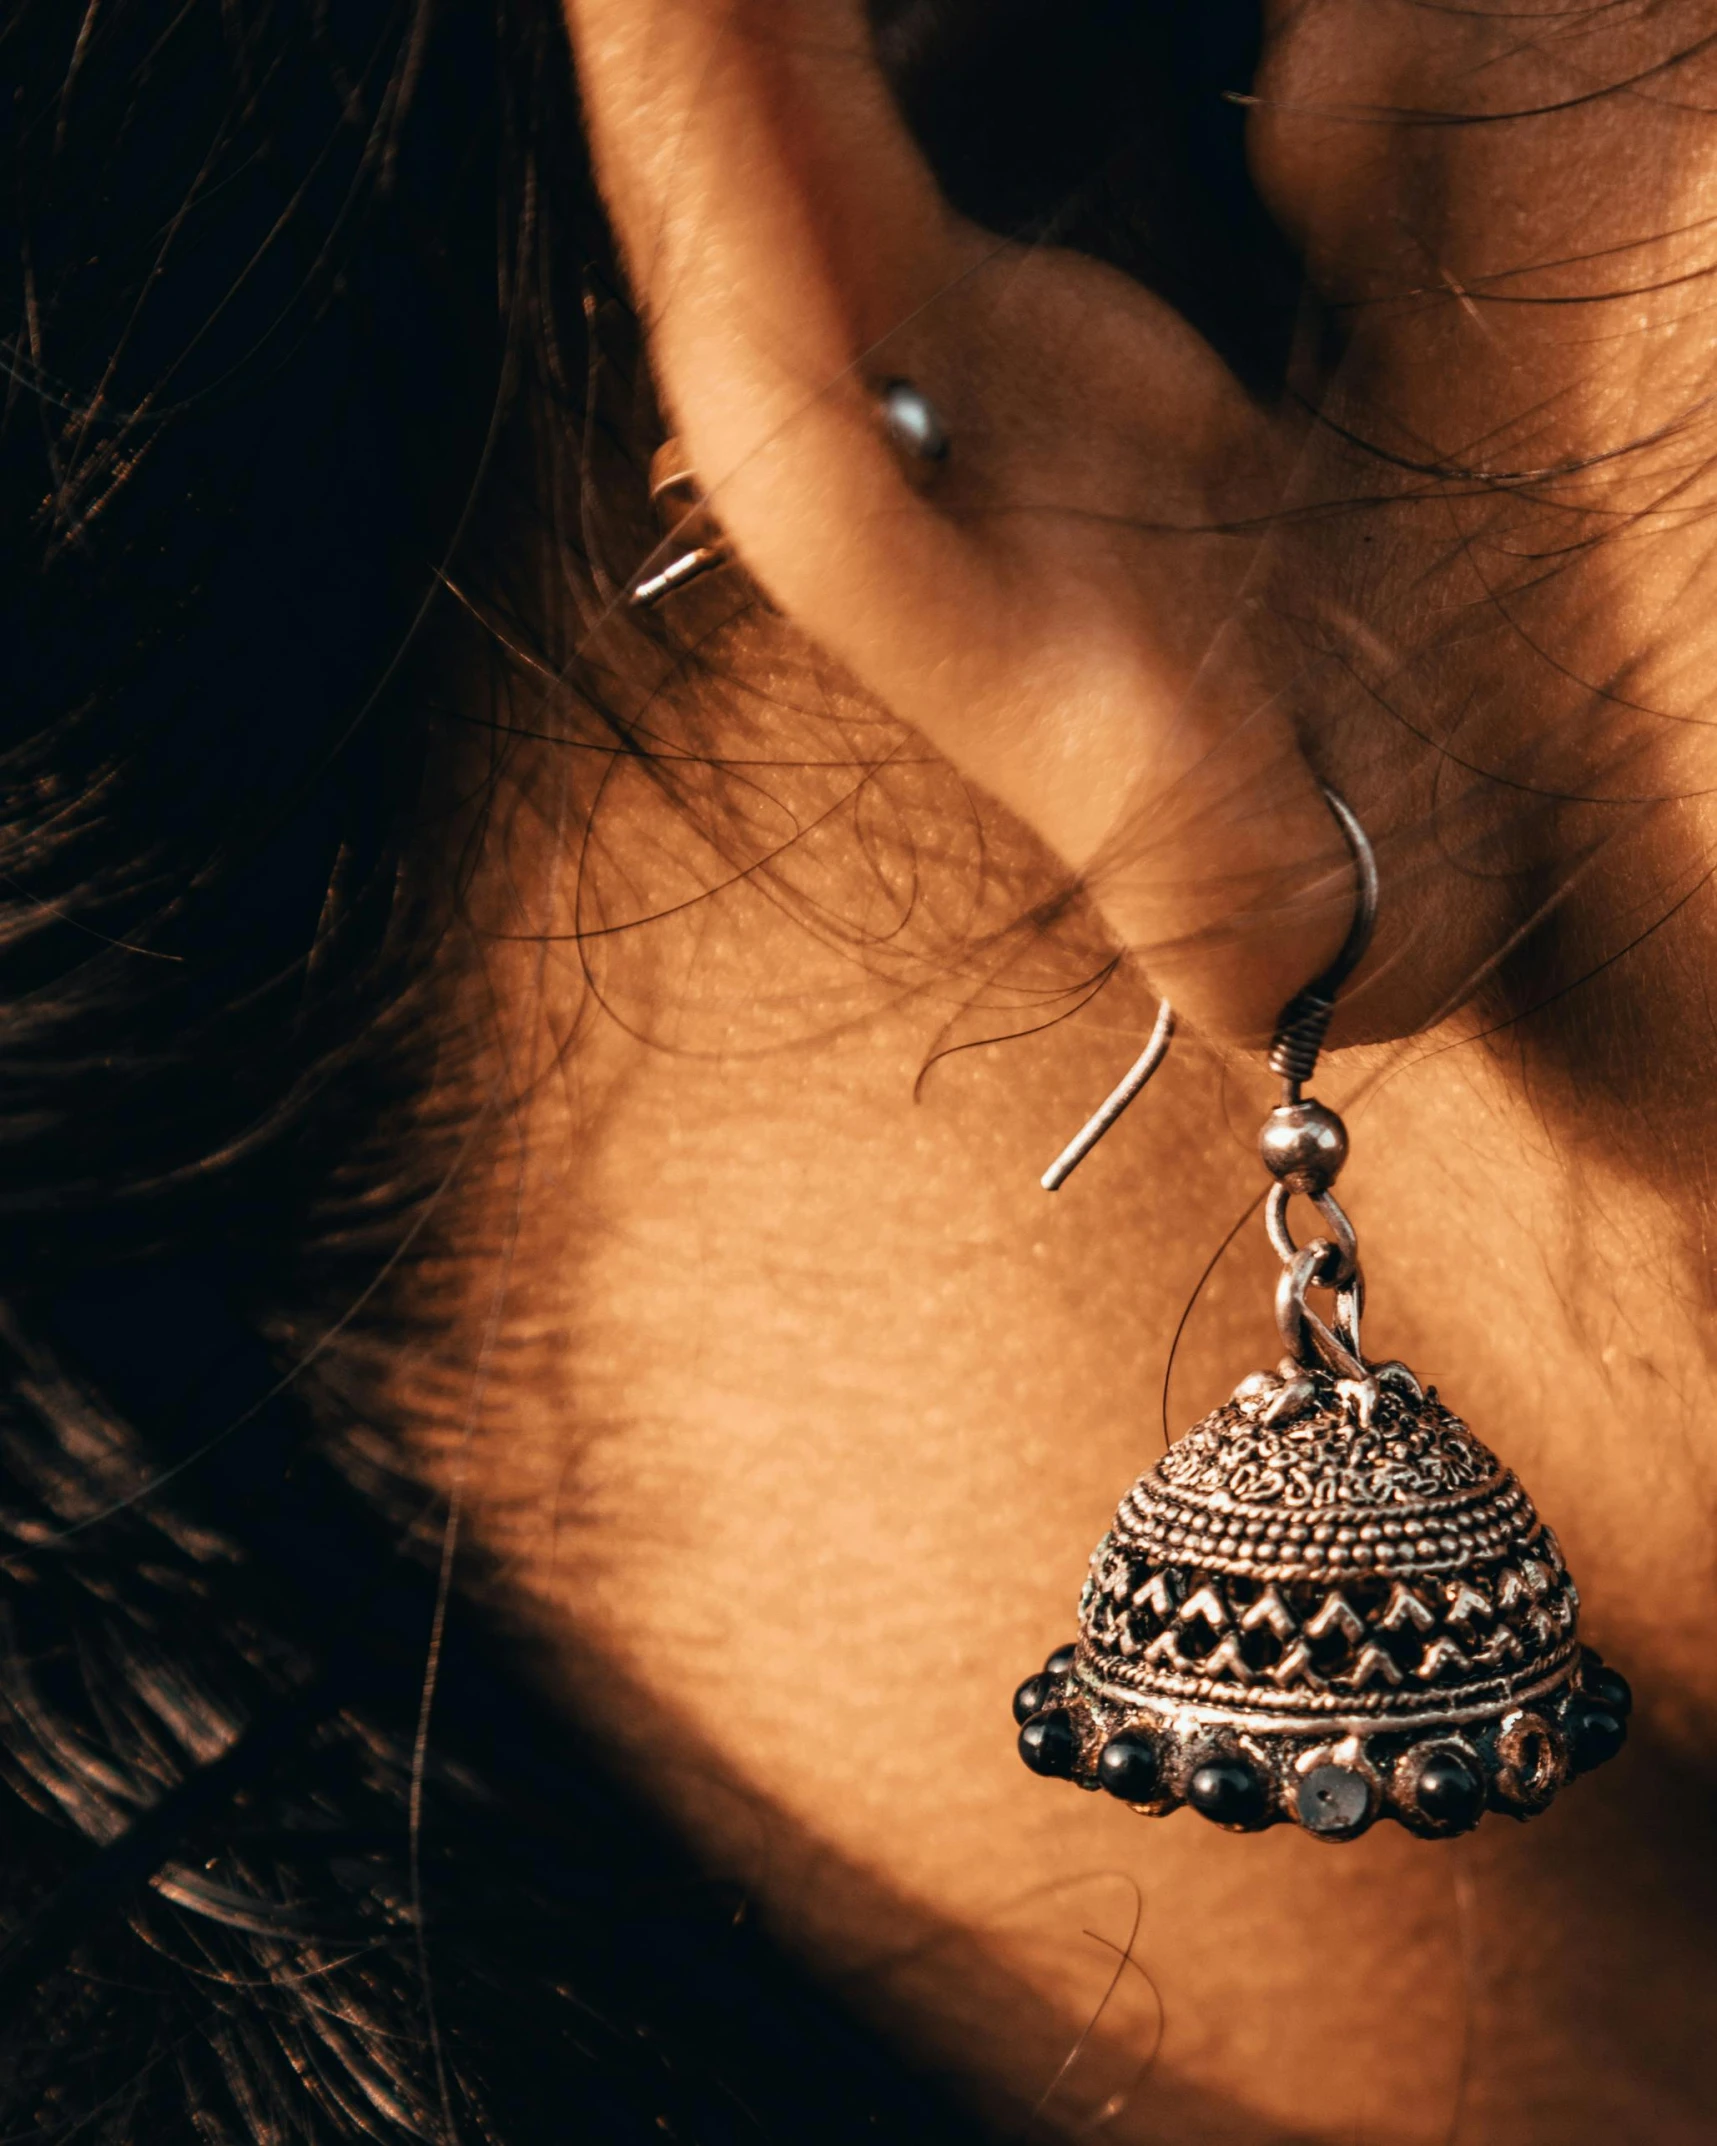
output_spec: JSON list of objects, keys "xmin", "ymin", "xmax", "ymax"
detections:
[
  {"xmin": 1567, "ymin": 1703, "xmax": 1628, "ymax": 1774},
  {"xmin": 1043, "ymin": 1643, "xmax": 1077, "ymax": 1679},
  {"xmin": 1012, "ymin": 1675, "xmax": 1050, "ymax": 1725},
  {"xmin": 1018, "ymin": 1711, "xmax": 1076, "ymax": 1778},
  {"xmin": 1296, "ymin": 1764, "xmax": 1371, "ymax": 1837},
  {"xmin": 1097, "ymin": 1731, "xmax": 1160, "ymax": 1803},
  {"xmin": 1582, "ymin": 1665, "xmax": 1632, "ymax": 1719},
  {"xmin": 1414, "ymin": 1749, "xmax": 1485, "ymax": 1832},
  {"xmin": 1186, "ymin": 1756, "xmax": 1268, "ymax": 1829}
]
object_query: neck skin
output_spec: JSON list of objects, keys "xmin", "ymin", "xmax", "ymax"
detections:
[{"xmin": 390, "ymin": 648, "xmax": 1717, "ymax": 2146}]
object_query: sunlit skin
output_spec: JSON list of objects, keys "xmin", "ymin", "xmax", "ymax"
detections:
[{"xmin": 397, "ymin": 4, "xmax": 1717, "ymax": 2138}]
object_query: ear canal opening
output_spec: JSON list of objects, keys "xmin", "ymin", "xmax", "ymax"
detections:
[{"xmin": 868, "ymin": 0, "xmax": 1303, "ymax": 391}]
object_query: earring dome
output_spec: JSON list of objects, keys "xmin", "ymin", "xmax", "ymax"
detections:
[{"xmin": 1014, "ymin": 1360, "xmax": 1628, "ymax": 1838}]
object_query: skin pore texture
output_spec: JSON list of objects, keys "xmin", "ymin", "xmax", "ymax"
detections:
[{"xmin": 395, "ymin": 4, "xmax": 1717, "ymax": 2139}]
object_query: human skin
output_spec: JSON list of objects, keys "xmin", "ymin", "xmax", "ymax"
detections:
[{"xmin": 397, "ymin": 4, "xmax": 1717, "ymax": 2138}]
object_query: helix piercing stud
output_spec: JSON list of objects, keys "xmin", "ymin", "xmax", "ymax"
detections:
[
  {"xmin": 629, "ymin": 381, "xmax": 949, "ymax": 609},
  {"xmin": 877, "ymin": 378, "xmax": 949, "ymax": 463}
]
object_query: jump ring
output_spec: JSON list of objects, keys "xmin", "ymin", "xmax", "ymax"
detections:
[
  {"xmin": 1275, "ymin": 1243, "xmax": 1367, "ymax": 1380},
  {"xmin": 1265, "ymin": 1182, "xmax": 1359, "ymax": 1287}
]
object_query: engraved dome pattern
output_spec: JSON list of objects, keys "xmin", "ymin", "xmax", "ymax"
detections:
[
  {"xmin": 1013, "ymin": 1359, "xmax": 1630, "ymax": 1839},
  {"xmin": 1081, "ymin": 1366, "xmax": 1578, "ymax": 1718}
]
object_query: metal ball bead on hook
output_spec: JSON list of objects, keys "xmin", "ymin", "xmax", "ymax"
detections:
[{"xmin": 1259, "ymin": 1099, "xmax": 1349, "ymax": 1196}]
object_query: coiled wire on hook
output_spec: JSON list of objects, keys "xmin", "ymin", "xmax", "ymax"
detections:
[{"xmin": 1266, "ymin": 788, "xmax": 1378, "ymax": 1104}]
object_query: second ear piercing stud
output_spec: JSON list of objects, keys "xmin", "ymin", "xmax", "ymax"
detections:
[
  {"xmin": 877, "ymin": 378, "xmax": 950, "ymax": 463},
  {"xmin": 629, "ymin": 440, "xmax": 733, "ymax": 608},
  {"xmin": 629, "ymin": 380, "xmax": 950, "ymax": 608}
]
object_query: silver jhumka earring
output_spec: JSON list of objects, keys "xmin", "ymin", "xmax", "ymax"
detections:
[{"xmin": 1015, "ymin": 789, "xmax": 1631, "ymax": 1839}]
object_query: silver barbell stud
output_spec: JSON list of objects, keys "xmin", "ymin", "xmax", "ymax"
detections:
[{"xmin": 878, "ymin": 378, "xmax": 949, "ymax": 463}]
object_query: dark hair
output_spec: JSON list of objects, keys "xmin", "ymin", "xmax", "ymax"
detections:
[{"xmin": 0, "ymin": 3, "xmax": 1291, "ymax": 2138}]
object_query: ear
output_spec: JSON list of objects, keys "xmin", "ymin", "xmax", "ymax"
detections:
[{"xmin": 564, "ymin": 0, "xmax": 1354, "ymax": 1042}]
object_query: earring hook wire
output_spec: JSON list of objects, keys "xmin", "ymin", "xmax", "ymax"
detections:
[
  {"xmin": 1039, "ymin": 783, "xmax": 1377, "ymax": 1191},
  {"xmin": 1039, "ymin": 999, "xmax": 1175, "ymax": 1191}
]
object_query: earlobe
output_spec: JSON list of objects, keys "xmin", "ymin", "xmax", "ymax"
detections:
[{"xmin": 565, "ymin": 0, "xmax": 1358, "ymax": 1043}]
